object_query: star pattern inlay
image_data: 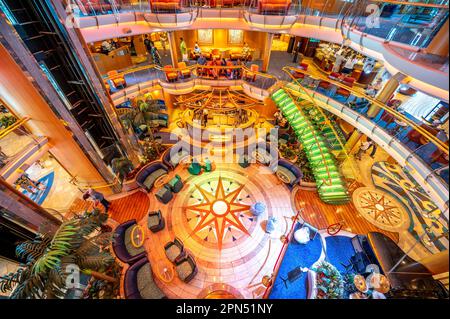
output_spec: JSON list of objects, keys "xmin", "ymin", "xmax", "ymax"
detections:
[
  {"xmin": 185, "ymin": 177, "xmax": 251, "ymax": 249},
  {"xmin": 359, "ymin": 191, "xmax": 401, "ymax": 226}
]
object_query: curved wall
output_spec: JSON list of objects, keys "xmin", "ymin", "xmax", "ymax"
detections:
[{"xmin": 75, "ymin": 11, "xmax": 449, "ymax": 101}]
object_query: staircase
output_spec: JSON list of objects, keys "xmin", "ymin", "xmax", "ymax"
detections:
[
  {"xmin": 272, "ymin": 88, "xmax": 350, "ymax": 205},
  {"xmin": 303, "ymin": 104, "xmax": 347, "ymax": 152}
]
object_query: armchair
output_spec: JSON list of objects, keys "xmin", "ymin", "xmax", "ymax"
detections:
[
  {"xmin": 244, "ymin": 64, "xmax": 259, "ymax": 82},
  {"xmin": 112, "ymin": 220, "xmax": 146, "ymax": 264},
  {"xmin": 164, "ymin": 65, "xmax": 178, "ymax": 82},
  {"xmin": 107, "ymin": 70, "xmax": 126, "ymax": 88},
  {"xmin": 123, "ymin": 257, "xmax": 166, "ymax": 299},
  {"xmin": 164, "ymin": 237, "xmax": 185, "ymax": 263},
  {"xmin": 165, "ymin": 174, "xmax": 184, "ymax": 193},
  {"xmin": 135, "ymin": 161, "xmax": 169, "ymax": 192},
  {"xmin": 155, "ymin": 185, "xmax": 173, "ymax": 204},
  {"xmin": 178, "ymin": 62, "xmax": 191, "ymax": 78},
  {"xmin": 275, "ymin": 158, "xmax": 303, "ymax": 190},
  {"xmin": 175, "ymin": 254, "xmax": 198, "ymax": 283},
  {"xmin": 147, "ymin": 210, "xmax": 165, "ymax": 233}
]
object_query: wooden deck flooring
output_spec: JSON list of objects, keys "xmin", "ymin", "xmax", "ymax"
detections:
[
  {"xmin": 295, "ymin": 188, "xmax": 399, "ymax": 243},
  {"xmin": 67, "ymin": 191, "xmax": 150, "ymax": 224}
]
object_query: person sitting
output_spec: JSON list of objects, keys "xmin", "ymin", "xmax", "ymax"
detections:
[
  {"xmin": 197, "ymin": 54, "xmax": 207, "ymax": 76},
  {"xmin": 207, "ymin": 60, "xmax": 218, "ymax": 79},
  {"xmin": 242, "ymin": 42, "xmax": 251, "ymax": 62},
  {"xmin": 194, "ymin": 42, "xmax": 202, "ymax": 55},
  {"xmin": 234, "ymin": 59, "xmax": 243, "ymax": 79},
  {"xmin": 220, "ymin": 58, "xmax": 227, "ymax": 77}
]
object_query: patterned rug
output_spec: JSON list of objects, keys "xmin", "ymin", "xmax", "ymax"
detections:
[{"xmin": 370, "ymin": 162, "xmax": 448, "ymax": 256}]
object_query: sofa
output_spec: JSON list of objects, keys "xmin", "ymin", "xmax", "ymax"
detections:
[
  {"xmin": 136, "ymin": 161, "xmax": 169, "ymax": 192},
  {"xmin": 162, "ymin": 147, "xmax": 190, "ymax": 170},
  {"xmin": 175, "ymin": 254, "xmax": 198, "ymax": 283},
  {"xmin": 150, "ymin": 0, "xmax": 181, "ymax": 13},
  {"xmin": 274, "ymin": 158, "xmax": 303, "ymax": 189},
  {"xmin": 123, "ymin": 257, "xmax": 166, "ymax": 299},
  {"xmin": 147, "ymin": 210, "xmax": 165, "ymax": 233},
  {"xmin": 259, "ymin": 0, "xmax": 291, "ymax": 15},
  {"xmin": 112, "ymin": 220, "xmax": 146, "ymax": 264}
]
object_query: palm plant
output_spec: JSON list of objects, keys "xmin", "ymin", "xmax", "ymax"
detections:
[
  {"xmin": 111, "ymin": 157, "xmax": 134, "ymax": 182},
  {"xmin": 0, "ymin": 209, "xmax": 118, "ymax": 299}
]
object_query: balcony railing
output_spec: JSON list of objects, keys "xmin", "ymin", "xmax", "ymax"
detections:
[
  {"xmin": 103, "ymin": 62, "xmax": 278, "ymax": 102},
  {"xmin": 281, "ymin": 65, "xmax": 449, "ymax": 185},
  {"xmin": 338, "ymin": 0, "xmax": 449, "ymax": 48}
]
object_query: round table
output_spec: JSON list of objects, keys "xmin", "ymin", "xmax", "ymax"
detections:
[
  {"xmin": 130, "ymin": 225, "xmax": 145, "ymax": 248},
  {"xmin": 353, "ymin": 274, "xmax": 368, "ymax": 293},
  {"xmin": 155, "ymin": 260, "xmax": 175, "ymax": 283},
  {"xmin": 369, "ymin": 273, "xmax": 390, "ymax": 294}
]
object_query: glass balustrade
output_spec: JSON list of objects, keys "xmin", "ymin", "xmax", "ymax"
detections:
[
  {"xmin": 103, "ymin": 63, "xmax": 278, "ymax": 99},
  {"xmin": 281, "ymin": 66, "xmax": 449, "ymax": 185},
  {"xmin": 339, "ymin": 0, "xmax": 449, "ymax": 48}
]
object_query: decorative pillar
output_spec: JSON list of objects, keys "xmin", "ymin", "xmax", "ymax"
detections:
[
  {"xmin": 167, "ymin": 31, "xmax": 179, "ymax": 67},
  {"xmin": 340, "ymin": 129, "xmax": 362, "ymax": 158},
  {"xmin": 366, "ymin": 72, "xmax": 405, "ymax": 118},
  {"xmin": 262, "ymin": 33, "xmax": 275, "ymax": 73},
  {"xmin": 425, "ymin": 18, "xmax": 449, "ymax": 57}
]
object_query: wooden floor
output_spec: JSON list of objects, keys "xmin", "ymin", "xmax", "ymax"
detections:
[
  {"xmin": 108, "ymin": 191, "xmax": 149, "ymax": 224},
  {"xmin": 67, "ymin": 191, "xmax": 150, "ymax": 224},
  {"xmin": 295, "ymin": 188, "xmax": 399, "ymax": 243}
]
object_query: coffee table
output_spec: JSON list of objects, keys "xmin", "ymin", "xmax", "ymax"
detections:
[
  {"xmin": 130, "ymin": 225, "xmax": 145, "ymax": 249},
  {"xmin": 156, "ymin": 259, "xmax": 175, "ymax": 283}
]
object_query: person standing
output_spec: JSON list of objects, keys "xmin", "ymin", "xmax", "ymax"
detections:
[
  {"xmin": 242, "ymin": 42, "xmax": 251, "ymax": 63},
  {"xmin": 150, "ymin": 42, "xmax": 162, "ymax": 66},
  {"xmin": 355, "ymin": 138, "xmax": 375, "ymax": 160},
  {"xmin": 180, "ymin": 37, "xmax": 188, "ymax": 63},
  {"xmin": 159, "ymin": 32, "xmax": 168, "ymax": 56},
  {"xmin": 83, "ymin": 188, "xmax": 111, "ymax": 212},
  {"xmin": 144, "ymin": 35, "xmax": 153, "ymax": 63}
]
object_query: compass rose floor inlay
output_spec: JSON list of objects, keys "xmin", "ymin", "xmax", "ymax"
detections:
[{"xmin": 135, "ymin": 163, "xmax": 296, "ymax": 299}]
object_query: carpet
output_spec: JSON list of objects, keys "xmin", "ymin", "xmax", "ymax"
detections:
[
  {"xmin": 269, "ymin": 223, "xmax": 323, "ymax": 299},
  {"xmin": 22, "ymin": 172, "xmax": 54, "ymax": 205},
  {"xmin": 324, "ymin": 235, "xmax": 356, "ymax": 274}
]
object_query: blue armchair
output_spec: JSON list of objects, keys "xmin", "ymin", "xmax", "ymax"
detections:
[
  {"xmin": 112, "ymin": 220, "xmax": 146, "ymax": 264},
  {"xmin": 135, "ymin": 161, "xmax": 169, "ymax": 192},
  {"xmin": 124, "ymin": 257, "xmax": 166, "ymax": 299}
]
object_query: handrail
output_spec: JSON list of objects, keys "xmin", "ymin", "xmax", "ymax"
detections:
[
  {"xmin": 370, "ymin": 0, "xmax": 449, "ymax": 9},
  {"xmin": 278, "ymin": 89, "xmax": 335, "ymax": 187},
  {"xmin": 104, "ymin": 62, "xmax": 278, "ymax": 82},
  {"xmin": 0, "ymin": 117, "xmax": 31, "ymax": 139},
  {"xmin": 283, "ymin": 66, "xmax": 449, "ymax": 155},
  {"xmin": 282, "ymin": 68, "xmax": 360, "ymax": 180}
]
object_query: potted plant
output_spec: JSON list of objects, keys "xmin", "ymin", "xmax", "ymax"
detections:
[
  {"xmin": 0, "ymin": 115, "xmax": 17, "ymax": 129},
  {"xmin": 0, "ymin": 209, "xmax": 121, "ymax": 299},
  {"xmin": 279, "ymin": 144, "xmax": 299, "ymax": 163},
  {"xmin": 111, "ymin": 157, "xmax": 134, "ymax": 182},
  {"xmin": 295, "ymin": 148, "xmax": 316, "ymax": 185}
]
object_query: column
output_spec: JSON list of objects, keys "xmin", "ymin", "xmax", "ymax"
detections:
[
  {"xmin": 425, "ymin": 18, "xmax": 449, "ymax": 57},
  {"xmin": 262, "ymin": 33, "xmax": 275, "ymax": 73},
  {"xmin": 339, "ymin": 129, "xmax": 362, "ymax": 159},
  {"xmin": 366, "ymin": 72, "xmax": 405, "ymax": 118},
  {"xmin": 167, "ymin": 31, "xmax": 179, "ymax": 67}
]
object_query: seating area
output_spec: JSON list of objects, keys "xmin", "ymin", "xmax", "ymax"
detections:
[
  {"xmin": 259, "ymin": 0, "xmax": 292, "ymax": 15},
  {"xmin": 135, "ymin": 161, "xmax": 169, "ymax": 192},
  {"xmin": 164, "ymin": 238, "xmax": 198, "ymax": 283},
  {"xmin": 112, "ymin": 220, "xmax": 146, "ymax": 264},
  {"xmin": 123, "ymin": 256, "xmax": 166, "ymax": 299},
  {"xmin": 150, "ymin": 0, "xmax": 182, "ymax": 13},
  {"xmin": 274, "ymin": 158, "xmax": 303, "ymax": 189}
]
